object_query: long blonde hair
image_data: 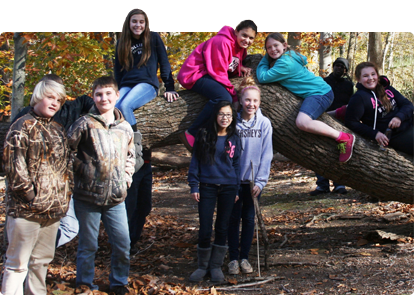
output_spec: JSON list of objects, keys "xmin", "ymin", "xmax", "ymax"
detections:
[{"xmin": 117, "ymin": 9, "xmax": 151, "ymax": 71}]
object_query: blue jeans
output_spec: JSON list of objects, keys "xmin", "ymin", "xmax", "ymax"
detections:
[
  {"xmin": 74, "ymin": 199, "xmax": 130, "ymax": 290},
  {"xmin": 125, "ymin": 162, "xmax": 152, "ymax": 247},
  {"xmin": 188, "ymin": 75, "xmax": 233, "ymax": 136},
  {"xmin": 228, "ymin": 184, "xmax": 261, "ymax": 261},
  {"xmin": 198, "ymin": 183, "xmax": 238, "ymax": 248},
  {"xmin": 116, "ymin": 83, "xmax": 157, "ymax": 125},
  {"xmin": 300, "ymin": 90, "xmax": 334, "ymax": 120},
  {"xmin": 314, "ymin": 173, "xmax": 344, "ymax": 191}
]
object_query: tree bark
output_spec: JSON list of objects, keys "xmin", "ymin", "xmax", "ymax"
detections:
[
  {"xmin": 135, "ymin": 54, "xmax": 414, "ymax": 204},
  {"xmin": 368, "ymin": 32, "xmax": 383, "ymax": 73},
  {"xmin": 318, "ymin": 32, "xmax": 332, "ymax": 77},
  {"xmin": 346, "ymin": 32, "xmax": 357, "ymax": 77},
  {"xmin": 288, "ymin": 8, "xmax": 302, "ymax": 50},
  {"xmin": 11, "ymin": 33, "xmax": 27, "ymax": 121}
]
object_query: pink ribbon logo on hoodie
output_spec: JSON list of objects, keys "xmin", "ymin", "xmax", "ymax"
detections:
[{"xmin": 227, "ymin": 141, "xmax": 235, "ymax": 158}]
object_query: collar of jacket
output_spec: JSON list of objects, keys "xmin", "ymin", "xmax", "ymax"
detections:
[
  {"xmin": 29, "ymin": 108, "xmax": 54, "ymax": 124},
  {"xmin": 87, "ymin": 105, "xmax": 125, "ymax": 127}
]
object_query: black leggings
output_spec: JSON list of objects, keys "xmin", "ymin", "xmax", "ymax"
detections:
[{"xmin": 389, "ymin": 125, "xmax": 413, "ymax": 155}]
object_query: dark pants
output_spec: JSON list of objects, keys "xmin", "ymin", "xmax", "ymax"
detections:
[
  {"xmin": 315, "ymin": 173, "xmax": 342, "ymax": 191},
  {"xmin": 198, "ymin": 183, "xmax": 238, "ymax": 248},
  {"xmin": 389, "ymin": 125, "xmax": 413, "ymax": 155},
  {"xmin": 124, "ymin": 162, "xmax": 152, "ymax": 247},
  {"xmin": 228, "ymin": 184, "xmax": 260, "ymax": 261},
  {"xmin": 188, "ymin": 75, "xmax": 233, "ymax": 136}
]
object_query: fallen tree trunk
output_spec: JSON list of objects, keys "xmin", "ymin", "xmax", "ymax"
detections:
[{"xmin": 135, "ymin": 54, "xmax": 414, "ymax": 204}]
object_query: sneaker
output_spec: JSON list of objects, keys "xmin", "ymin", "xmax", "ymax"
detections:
[
  {"xmin": 310, "ymin": 189, "xmax": 330, "ymax": 196},
  {"xmin": 337, "ymin": 133, "xmax": 355, "ymax": 163},
  {"xmin": 228, "ymin": 260, "xmax": 240, "ymax": 275},
  {"xmin": 333, "ymin": 187, "xmax": 347, "ymax": 194},
  {"xmin": 240, "ymin": 259, "xmax": 253, "ymax": 274},
  {"xmin": 110, "ymin": 286, "xmax": 130, "ymax": 295},
  {"xmin": 178, "ymin": 131, "xmax": 194, "ymax": 153}
]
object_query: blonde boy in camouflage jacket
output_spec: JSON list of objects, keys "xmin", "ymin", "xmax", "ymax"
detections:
[{"xmin": 2, "ymin": 79, "xmax": 72, "ymax": 295}]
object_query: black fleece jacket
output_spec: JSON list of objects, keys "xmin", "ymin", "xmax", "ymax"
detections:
[{"xmin": 345, "ymin": 79, "xmax": 413, "ymax": 140}]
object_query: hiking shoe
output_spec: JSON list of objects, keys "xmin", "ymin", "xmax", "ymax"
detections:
[
  {"xmin": 333, "ymin": 187, "xmax": 348, "ymax": 194},
  {"xmin": 240, "ymin": 259, "xmax": 253, "ymax": 274},
  {"xmin": 109, "ymin": 286, "xmax": 130, "ymax": 295},
  {"xmin": 310, "ymin": 189, "xmax": 330, "ymax": 196},
  {"xmin": 228, "ymin": 260, "xmax": 240, "ymax": 275},
  {"xmin": 178, "ymin": 131, "xmax": 194, "ymax": 153},
  {"xmin": 337, "ymin": 133, "xmax": 355, "ymax": 163}
]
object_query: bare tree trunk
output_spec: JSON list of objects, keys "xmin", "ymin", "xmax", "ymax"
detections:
[
  {"xmin": 368, "ymin": 32, "xmax": 383, "ymax": 73},
  {"xmin": 266, "ymin": 8, "xmax": 273, "ymax": 34},
  {"xmin": 382, "ymin": 32, "xmax": 391, "ymax": 71},
  {"xmin": 288, "ymin": 8, "xmax": 302, "ymax": 50},
  {"xmin": 318, "ymin": 32, "xmax": 332, "ymax": 77},
  {"xmin": 346, "ymin": 32, "xmax": 356, "ymax": 76},
  {"xmin": 11, "ymin": 33, "xmax": 27, "ymax": 121},
  {"xmin": 388, "ymin": 32, "xmax": 396, "ymax": 71},
  {"xmin": 135, "ymin": 54, "xmax": 414, "ymax": 204}
]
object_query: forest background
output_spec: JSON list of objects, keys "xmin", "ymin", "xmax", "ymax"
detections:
[{"xmin": 0, "ymin": 31, "xmax": 413, "ymax": 119}]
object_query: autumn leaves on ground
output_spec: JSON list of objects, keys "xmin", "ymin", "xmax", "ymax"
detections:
[{"xmin": 0, "ymin": 145, "xmax": 414, "ymax": 295}]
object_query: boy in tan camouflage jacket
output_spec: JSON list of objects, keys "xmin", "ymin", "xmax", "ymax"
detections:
[
  {"xmin": 2, "ymin": 79, "xmax": 72, "ymax": 295},
  {"xmin": 67, "ymin": 76, "xmax": 135, "ymax": 295}
]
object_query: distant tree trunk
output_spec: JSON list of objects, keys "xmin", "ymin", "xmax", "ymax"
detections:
[
  {"xmin": 318, "ymin": 32, "xmax": 332, "ymax": 77},
  {"xmin": 382, "ymin": 32, "xmax": 391, "ymax": 71},
  {"xmin": 134, "ymin": 54, "xmax": 414, "ymax": 204},
  {"xmin": 387, "ymin": 32, "xmax": 396, "ymax": 71},
  {"xmin": 346, "ymin": 32, "xmax": 356, "ymax": 76},
  {"xmin": 288, "ymin": 8, "xmax": 302, "ymax": 50},
  {"xmin": 368, "ymin": 32, "xmax": 383, "ymax": 73},
  {"xmin": 266, "ymin": 8, "xmax": 273, "ymax": 34},
  {"xmin": 11, "ymin": 33, "xmax": 27, "ymax": 121}
]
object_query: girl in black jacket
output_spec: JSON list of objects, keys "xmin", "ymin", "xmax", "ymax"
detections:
[{"xmin": 345, "ymin": 62, "xmax": 413, "ymax": 155}]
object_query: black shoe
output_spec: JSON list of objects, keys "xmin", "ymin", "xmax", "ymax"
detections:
[
  {"xmin": 110, "ymin": 286, "xmax": 130, "ymax": 295},
  {"xmin": 310, "ymin": 189, "xmax": 330, "ymax": 196},
  {"xmin": 332, "ymin": 187, "xmax": 348, "ymax": 194}
]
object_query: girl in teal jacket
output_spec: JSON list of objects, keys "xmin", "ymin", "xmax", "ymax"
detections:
[{"xmin": 256, "ymin": 33, "xmax": 355, "ymax": 163}]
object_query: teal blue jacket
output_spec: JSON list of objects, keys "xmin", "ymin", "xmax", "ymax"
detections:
[{"xmin": 256, "ymin": 50, "xmax": 331, "ymax": 98}]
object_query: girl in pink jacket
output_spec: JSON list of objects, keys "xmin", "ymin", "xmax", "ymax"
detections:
[{"xmin": 177, "ymin": 20, "xmax": 257, "ymax": 151}]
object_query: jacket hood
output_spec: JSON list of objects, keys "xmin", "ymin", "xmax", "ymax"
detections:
[
  {"xmin": 217, "ymin": 26, "xmax": 236, "ymax": 42},
  {"xmin": 333, "ymin": 57, "xmax": 349, "ymax": 71}
]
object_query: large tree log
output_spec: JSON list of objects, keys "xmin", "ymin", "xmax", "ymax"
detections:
[{"xmin": 135, "ymin": 54, "xmax": 414, "ymax": 204}]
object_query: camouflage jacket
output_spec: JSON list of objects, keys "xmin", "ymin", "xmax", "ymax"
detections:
[
  {"xmin": 67, "ymin": 106, "xmax": 135, "ymax": 206},
  {"xmin": 3, "ymin": 110, "xmax": 72, "ymax": 219}
]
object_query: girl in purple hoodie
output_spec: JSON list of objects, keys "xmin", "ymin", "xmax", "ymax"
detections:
[{"xmin": 177, "ymin": 20, "xmax": 257, "ymax": 151}]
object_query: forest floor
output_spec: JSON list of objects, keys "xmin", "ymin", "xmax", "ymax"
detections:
[{"xmin": 1, "ymin": 144, "xmax": 414, "ymax": 295}]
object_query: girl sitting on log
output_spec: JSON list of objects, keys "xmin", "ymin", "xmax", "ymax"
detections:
[
  {"xmin": 256, "ymin": 32, "xmax": 355, "ymax": 163},
  {"xmin": 188, "ymin": 100, "xmax": 241, "ymax": 283},
  {"xmin": 227, "ymin": 76, "xmax": 273, "ymax": 275},
  {"xmin": 114, "ymin": 8, "xmax": 179, "ymax": 132},
  {"xmin": 177, "ymin": 20, "xmax": 257, "ymax": 152},
  {"xmin": 345, "ymin": 62, "xmax": 413, "ymax": 155}
]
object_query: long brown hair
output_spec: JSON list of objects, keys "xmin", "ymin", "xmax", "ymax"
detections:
[
  {"xmin": 355, "ymin": 62, "xmax": 391, "ymax": 112},
  {"xmin": 118, "ymin": 9, "xmax": 151, "ymax": 71},
  {"xmin": 265, "ymin": 32, "xmax": 303, "ymax": 67}
]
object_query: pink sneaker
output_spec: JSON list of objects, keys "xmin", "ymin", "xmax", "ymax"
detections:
[{"xmin": 337, "ymin": 133, "xmax": 355, "ymax": 163}]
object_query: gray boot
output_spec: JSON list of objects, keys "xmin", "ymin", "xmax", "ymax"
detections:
[
  {"xmin": 189, "ymin": 246, "xmax": 212, "ymax": 282},
  {"xmin": 209, "ymin": 244, "xmax": 228, "ymax": 282}
]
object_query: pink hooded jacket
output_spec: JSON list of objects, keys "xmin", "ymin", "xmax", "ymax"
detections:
[{"xmin": 177, "ymin": 26, "xmax": 247, "ymax": 102}]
